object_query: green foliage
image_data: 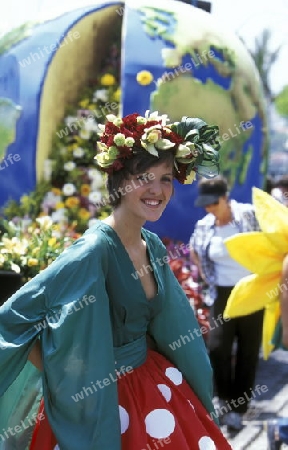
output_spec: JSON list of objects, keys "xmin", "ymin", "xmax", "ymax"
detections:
[
  {"xmin": 0, "ymin": 22, "xmax": 37, "ymax": 56},
  {"xmin": 275, "ymin": 85, "xmax": 288, "ymax": 118},
  {"xmin": 3, "ymin": 181, "xmax": 51, "ymax": 220}
]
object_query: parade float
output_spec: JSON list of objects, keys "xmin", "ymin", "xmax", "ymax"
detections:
[{"xmin": 0, "ymin": 0, "xmax": 268, "ymax": 243}]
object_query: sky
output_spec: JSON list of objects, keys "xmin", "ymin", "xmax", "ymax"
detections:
[{"xmin": 1, "ymin": 0, "xmax": 287, "ymax": 95}]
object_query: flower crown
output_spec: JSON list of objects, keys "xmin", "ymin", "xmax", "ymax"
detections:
[{"xmin": 95, "ymin": 110, "xmax": 220, "ymax": 184}]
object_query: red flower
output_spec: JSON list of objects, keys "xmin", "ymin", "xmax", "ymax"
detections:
[{"xmin": 175, "ymin": 164, "xmax": 187, "ymax": 184}]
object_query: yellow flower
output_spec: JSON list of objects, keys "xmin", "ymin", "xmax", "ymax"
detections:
[
  {"xmin": 136, "ymin": 70, "xmax": 153, "ymax": 86},
  {"xmin": 184, "ymin": 171, "xmax": 196, "ymax": 184},
  {"xmin": 79, "ymin": 98, "xmax": 90, "ymax": 108},
  {"xmin": 27, "ymin": 258, "xmax": 39, "ymax": 267},
  {"xmin": 67, "ymin": 143, "xmax": 79, "ymax": 151},
  {"xmin": 56, "ymin": 202, "xmax": 65, "ymax": 209},
  {"xmin": 100, "ymin": 74, "xmax": 116, "ymax": 86},
  {"xmin": 80, "ymin": 184, "xmax": 91, "ymax": 196},
  {"xmin": 48, "ymin": 237, "xmax": 57, "ymax": 247},
  {"xmin": 78, "ymin": 208, "xmax": 91, "ymax": 220},
  {"xmin": 113, "ymin": 87, "xmax": 121, "ymax": 102},
  {"xmin": 223, "ymin": 188, "xmax": 288, "ymax": 359},
  {"xmin": 52, "ymin": 188, "xmax": 61, "ymax": 196},
  {"xmin": 65, "ymin": 196, "xmax": 80, "ymax": 208}
]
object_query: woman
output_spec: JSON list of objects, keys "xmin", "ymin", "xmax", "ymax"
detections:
[
  {"xmin": 189, "ymin": 176, "xmax": 264, "ymax": 432},
  {"xmin": 0, "ymin": 111, "xmax": 231, "ymax": 449}
]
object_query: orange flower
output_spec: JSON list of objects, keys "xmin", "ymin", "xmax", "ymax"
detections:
[{"xmin": 80, "ymin": 184, "xmax": 91, "ymax": 196}]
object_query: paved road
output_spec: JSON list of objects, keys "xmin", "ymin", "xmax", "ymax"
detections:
[{"xmin": 220, "ymin": 349, "xmax": 288, "ymax": 449}]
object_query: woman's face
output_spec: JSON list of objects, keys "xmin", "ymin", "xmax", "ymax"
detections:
[
  {"xmin": 118, "ymin": 161, "xmax": 174, "ymax": 223},
  {"xmin": 204, "ymin": 195, "xmax": 229, "ymax": 218}
]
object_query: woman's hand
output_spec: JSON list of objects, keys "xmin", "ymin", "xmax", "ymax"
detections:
[
  {"xmin": 28, "ymin": 339, "xmax": 43, "ymax": 371},
  {"xmin": 282, "ymin": 330, "xmax": 288, "ymax": 349}
]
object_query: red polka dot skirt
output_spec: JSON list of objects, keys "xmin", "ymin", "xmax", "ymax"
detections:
[{"xmin": 30, "ymin": 350, "xmax": 232, "ymax": 449}]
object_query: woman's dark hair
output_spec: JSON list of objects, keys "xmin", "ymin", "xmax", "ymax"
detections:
[
  {"xmin": 197, "ymin": 174, "xmax": 229, "ymax": 194},
  {"xmin": 106, "ymin": 146, "xmax": 175, "ymax": 208}
]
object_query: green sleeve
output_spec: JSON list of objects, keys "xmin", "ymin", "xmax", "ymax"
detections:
[{"xmin": 0, "ymin": 231, "xmax": 121, "ymax": 450}]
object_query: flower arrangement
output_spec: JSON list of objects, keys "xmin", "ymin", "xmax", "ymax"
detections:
[
  {"xmin": 0, "ymin": 32, "xmax": 121, "ymax": 279},
  {"xmin": 3, "ymin": 37, "xmax": 121, "ymax": 235},
  {"xmin": 0, "ymin": 216, "xmax": 79, "ymax": 282},
  {"xmin": 162, "ymin": 237, "xmax": 210, "ymax": 341},
  {"xmin": 95, "ymin": 111, "xmax": 221, "ymax": 184}
]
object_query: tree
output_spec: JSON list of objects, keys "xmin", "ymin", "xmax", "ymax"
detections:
[
  {"xmin": 275, "ymin": 85, "xmax": 288, "ymax": 118},
  {"xmin": 239, "ymin": 28, "xmax": 283, "ymax": 103}
]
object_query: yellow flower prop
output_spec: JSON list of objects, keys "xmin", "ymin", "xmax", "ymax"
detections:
[
  {"xmin": 136, "ymin": 70, "xmax": 154, "ymax": 86},
  {"xmin": 223, "ymin": 187, "xmax": 288, "ymax": 359}
]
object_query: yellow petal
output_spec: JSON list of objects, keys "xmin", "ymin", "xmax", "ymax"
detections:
[
  {"xmin": 184, "ymin": 171, "xmax": 196, "ymax": 184},
  {"xmin": 253, "ymin": 187, "xmax": 288, "ymax": 253},
  {"xmin": 224, "ymin": 272, "xmax": 281, "ymax": 318},
  {"xmin": 262, "ymin": 302, "xmax": 281, "ymax": 359},
  {"xmin": 225, "ymin": 232, "xmax": 283, "ymax": 275}
]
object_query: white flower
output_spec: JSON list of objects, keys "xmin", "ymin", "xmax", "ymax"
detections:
[
  {"xmin": 106, "ymin": 114, "xmax": 117, "ymax": 122},
  {"xmin": 73, "ymin": 147, "xmax": 85, "ymax": 158},
  {"xmin": 125, "ymin": 137, "xmax": 135, "ymax": 147},
  {"xmin": 113, "ymin": 118, "xmax": 123, "ymax": 127},
  {"xmin": 79, "ymin": 129, "xmax": 91, "ymax": 140},
  {"xmin": 84, "ymin": 118, "xmax": 101, "ymax": 133},
  {"xmin": 36, "ymin": 216, "xmax": 53, "ymax": 230},
  {"xmin": 89, "ymin": 191, "xmax": 102, "ymax": 205},
  {"xmin": 92, "ymin": 177, "xmax": 104, "ymax": 191},
  {"xmin": 176, "ymin": 142, "xmax": 195, "ymax": 158},
  {"xmin": 144, "ymin": 110, "xmax": 169, "ymax": 125},
  {"xmin": 62, "ymin": 183, "xmax": 76, "ymax": 196},
  {"xmin": 65, "ymin": 116, "xmax": 78, "ymax": 126},
  {"xmin": 64, "ymin": 161, "xmax": 76, "ymax": 171},
  {"xmin": 114, "ymin": 133, "xmax": 126, "ymax": 146},
  {"xmin": 51, "ymin": 208, "xmax": 67, "ymax": 223},
  {"xmin": 93, "ymin": 89, "xmax": 109, "ymax": 102},
  {"xmin": 155, "ymin": 138, "xmax": 175, "ymax": 150},
  {"xmin": 42, "ymin": 191, "xmax": 62, "ymax": 209},
  {"xmin": 88, "ymin": 168, "xmax": 100, "ymax": 179},
  {"xmin": 88, "ymin": 169, "xmax": 104, "ymax": 188},
  {"xmin": 11, "ymin": 263, "xmax": 21, "ymax": 273},
  {"xmin": 43, "ymin": 159, "xmax": 53, "ymax": 181}
]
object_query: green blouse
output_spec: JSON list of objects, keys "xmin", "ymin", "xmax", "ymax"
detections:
[{"xmin": 0, "ymin": 222, "xmax": 215, "ymax": 450}]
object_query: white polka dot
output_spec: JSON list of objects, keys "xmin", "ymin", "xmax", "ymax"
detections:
[
  {"xmin": 188, "ymin": 399, "xmax": 195, "ymax": 410},
  {"xmin": 198, "ymin": 436, "xmax": 216, "ymax": 449},
  {"xmin": 119, "ymin": 405, "xmax": 129, "ymax": 434},
  {"xmin": 157, "ymin": 384, "xmax": 172, "ymax": 402},
  {"xmin": 145, "ymin": 409, "xmax": 175, "ymax": 439},
  {"xmin": 165, "ymin": 367, "xmax": 183, "ymax": 385},
  {"xmin": 53, "ymin": 446, "xmax": 60, "ymax": 450}
]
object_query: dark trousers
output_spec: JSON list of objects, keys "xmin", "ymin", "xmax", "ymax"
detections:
[{"xmin": 207, "ymin": 286, "xmax": 264, "ymax": 413}]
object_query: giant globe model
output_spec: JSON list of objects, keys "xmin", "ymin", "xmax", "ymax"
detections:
[{"xmin": 0, "ymin": 0, "xmax": 267, "ymax": 242}]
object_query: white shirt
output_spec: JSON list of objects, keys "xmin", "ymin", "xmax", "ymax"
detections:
[{"xmin": 208, "ymin": 223, "xmax": 251, "ymax": 286}]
